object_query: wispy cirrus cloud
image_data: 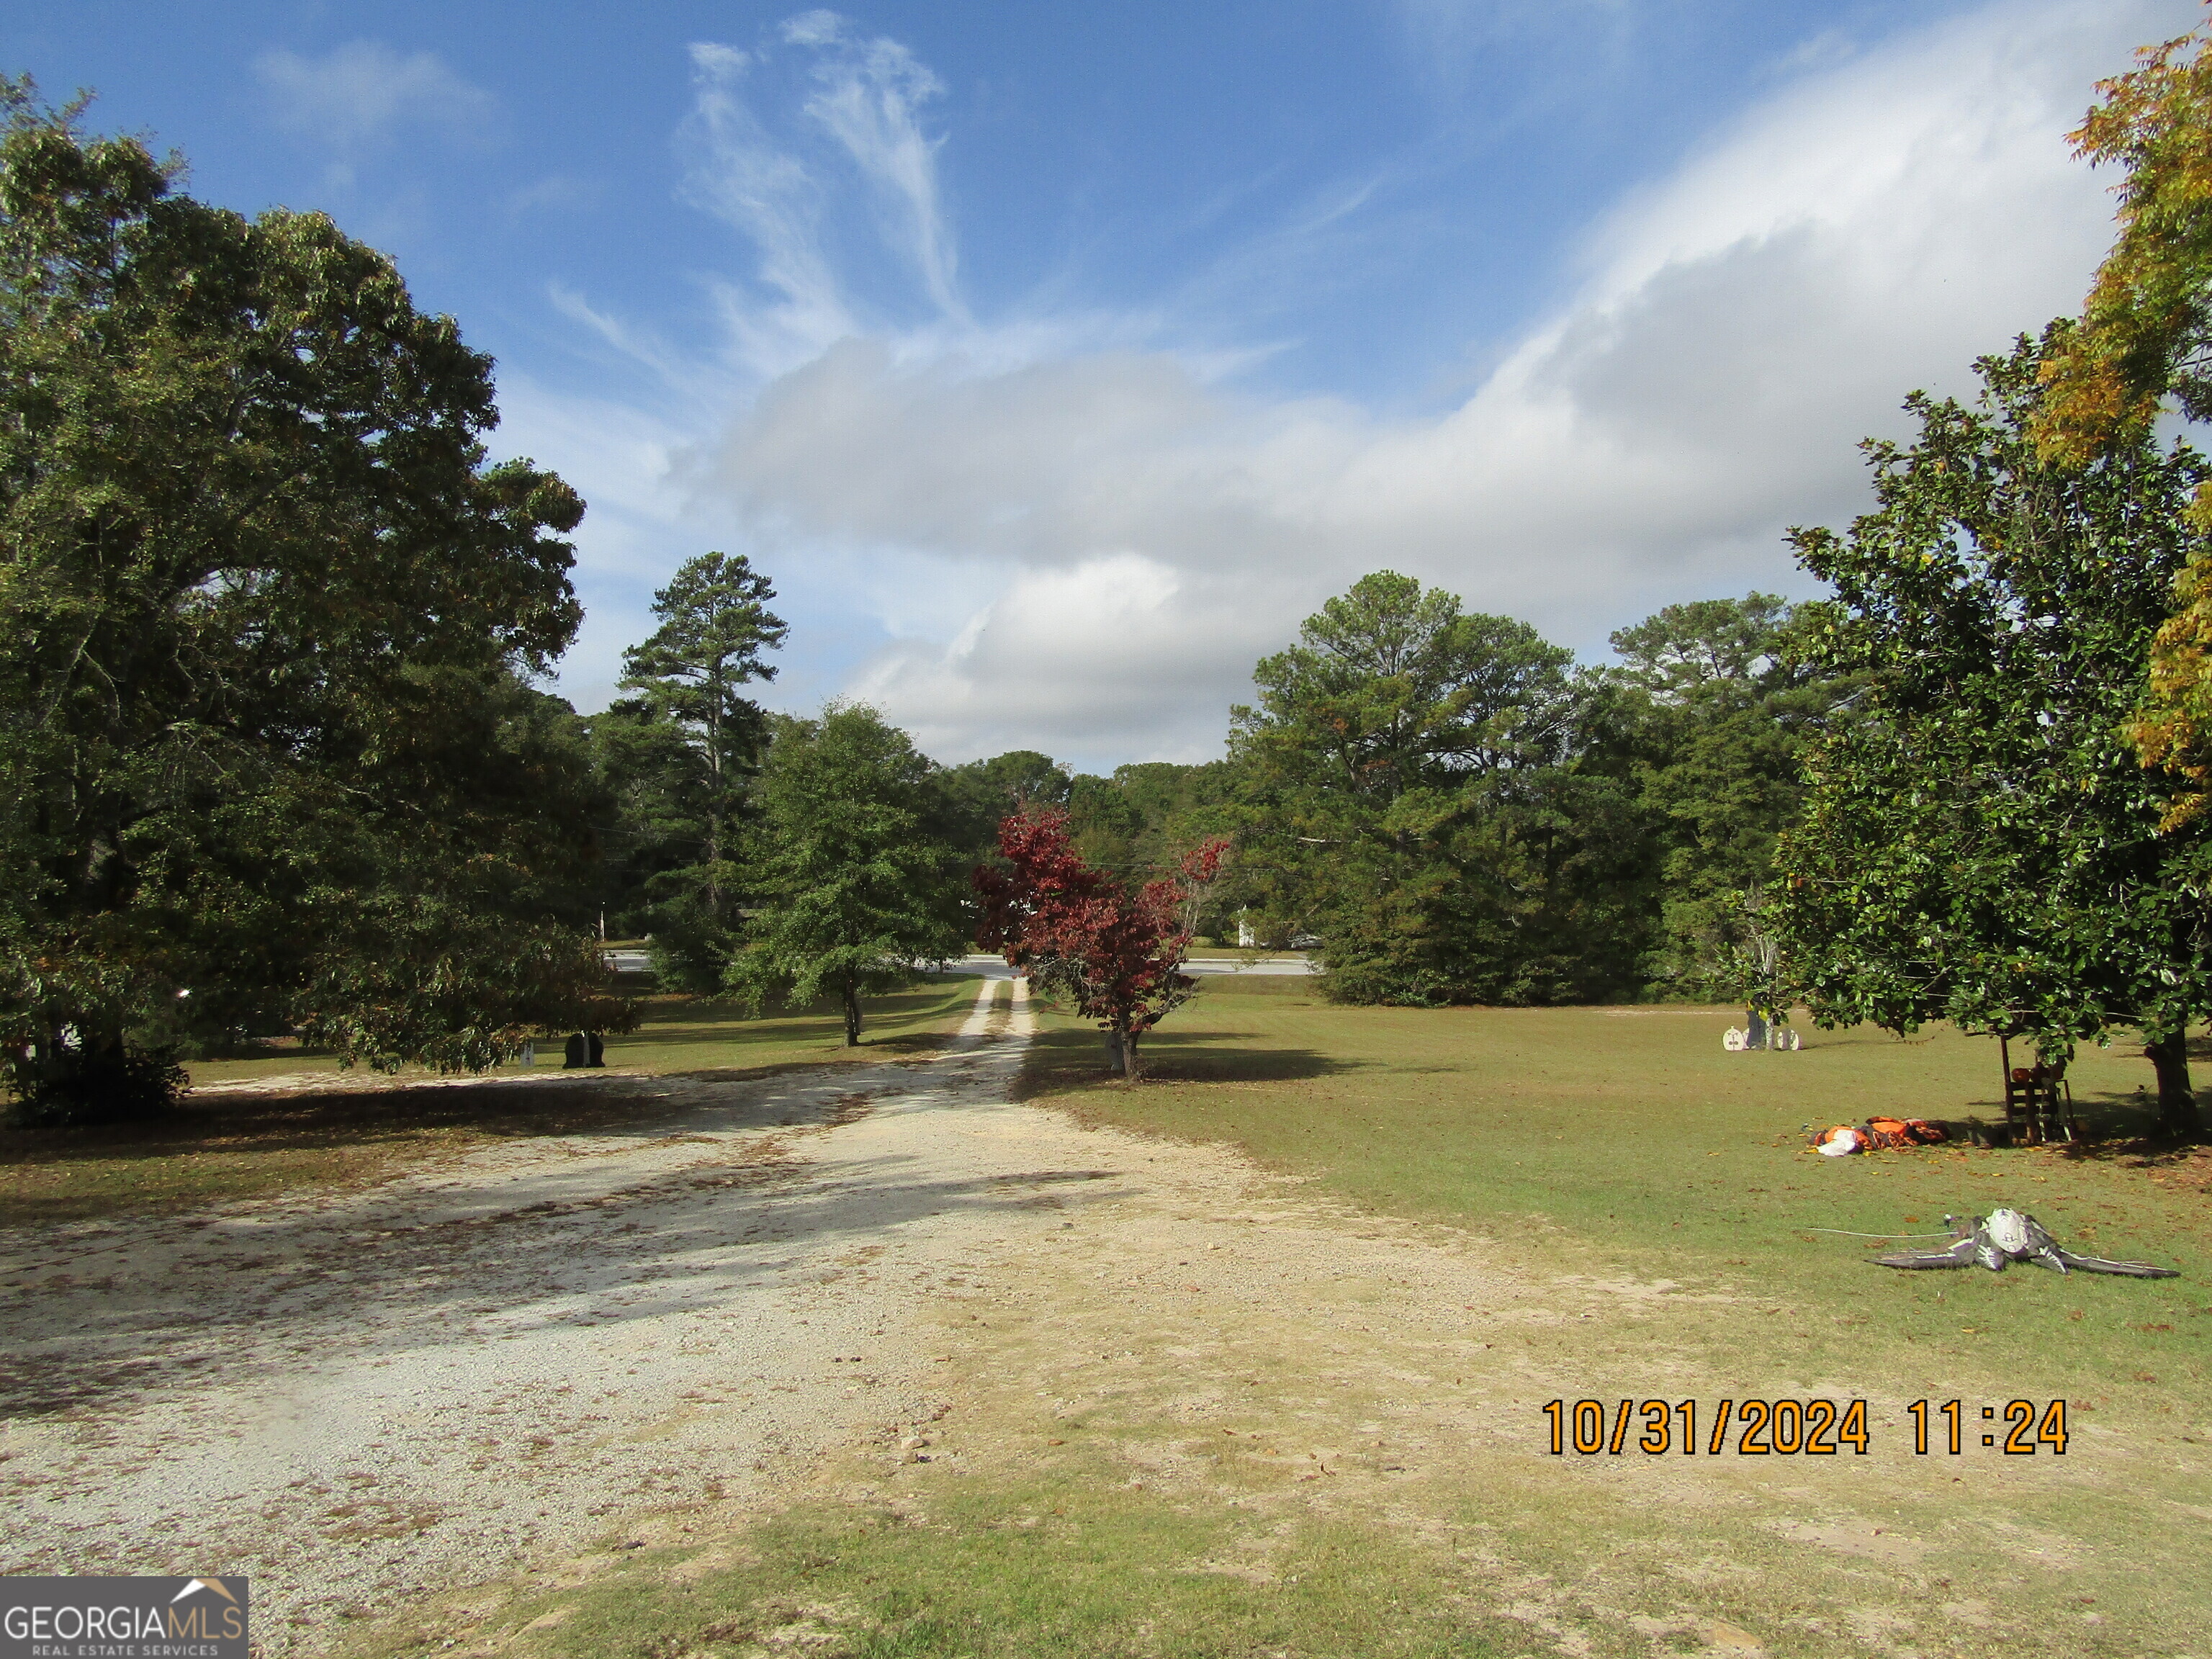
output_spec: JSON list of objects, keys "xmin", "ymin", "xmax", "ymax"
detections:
[
  {"xmin": 701, "ymin": 0, "xmax": 2172, "ymax": 765},
  {"xmin": 255, "ymin": 40, "xmax": 494, "ymax": 152},
  {"xmin": 679, "ymin": 40, "xmax": 855, "ymax": 379},
  {"xmin": 788, "ymin": 13, "xmax": 967, "ymax": 324},
  {"xmin": 670, "ymin": 13, "xmax": 966, "ymax": 380}
]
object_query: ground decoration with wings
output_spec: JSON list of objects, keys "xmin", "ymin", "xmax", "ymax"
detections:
[{"xmin": 1876, "ymin": 1208, "xmax": 2178, "ymax": 1276}]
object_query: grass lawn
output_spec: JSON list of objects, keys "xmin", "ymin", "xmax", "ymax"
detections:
[
  {"xmin": 350, "ymin": 1482, "xmax": 1529, "ymax": 1659},
  {"xmin": 1026, "ymin": 978, "xmax": 2212, "ymax": 1413},
  {"xmin": 1, "ymin": 978, "xmax": 979, "ymax": 1227}
]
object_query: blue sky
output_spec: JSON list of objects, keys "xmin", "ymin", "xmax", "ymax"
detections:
[{"xmin": 5, "ymin": 0, "xmax": 2196, "ymax": 767}]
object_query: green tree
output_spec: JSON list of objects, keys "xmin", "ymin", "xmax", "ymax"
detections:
[
  {"xmin": 727, "ymin": 705, "xmax": 970, "ymax": 1045},
  {"xmin": 581, "ymin": 696, "xmax": 709, "ymax": 935},
  {"xmin": 1608, "ymin": 593, "xmax": 1851, "ymax": 997},
  {"xmin": 1773, "ymin": 339, "xmax": 2211, "ymax": 1136},
  {"xmin": 0, "ymin": 88, "xmax": 621, "ymax": 1120},
  {"xmin": 616, "ymin": 550, "xmax": 786, "ymax": 986},
  {"xmin": 1230, "ymin": 571, "xmax": 1647, "ymax": 1004},
  {"xmin": 1061, "ymin": 762, "xmax": 1238, "ymax": 894},
  {"xmin": 937, "ymin": 750, "xmax": 1071, "ymax": 861}
]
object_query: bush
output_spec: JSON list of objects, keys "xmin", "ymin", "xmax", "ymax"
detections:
[
  {"xmin": 5, "ymin": 1040, "xmax": 184, "ymax": 1128},
  {"xmin": 645, "ymin": 911, "xmax": 731, "ymax": 996}
]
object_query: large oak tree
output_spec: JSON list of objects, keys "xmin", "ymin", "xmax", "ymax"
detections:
[{"xmin": 0, "ymin": 88, "xmax": 620, "ymax": 1119}]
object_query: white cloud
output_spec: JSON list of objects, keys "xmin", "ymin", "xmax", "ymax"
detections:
[
  {"xmin": 487, "ymin": 372, "xmax": 705, "ymax": 704},
  {"xmin": 255, "ymin": 40, "xmax": 493, "ymax": 150},
  {"xmin": 516, "ymin": 0, "xmax": 2183, "ymax": 766},
  {"xmin": 507, "ymin": 174, "xmax": 596, "ymax": 217},
  {"xmin": 848, "ymin": 554, "xmax": 1280, "ymax": 763},
  {"xmin": 673, "ymin": 0, "xmax": 2179, "ymax": 766},
  {"xmin": 782, "ymin": 11, "xmax": 845, "ymax": 49}
]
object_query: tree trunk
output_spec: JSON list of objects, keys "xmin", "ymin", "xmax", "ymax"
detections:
[
  {"xmin": 842, "ymin": 978, "xmax": 862, "ymax": 1047},
  {"xmin": 705, "ymin": 812, "xmax": 721, "ymax": 927},
  {"xmin": 1120, "ymin": 1028, "xmax": 1141, "ymax": 1082},
  {"xmin": 705, "ymin": 675, "xmax": 723, "ymax": 927},
  {"xmin": 2146, "ymin": 1030, "xmax": 2200, "ymax": 1137}
]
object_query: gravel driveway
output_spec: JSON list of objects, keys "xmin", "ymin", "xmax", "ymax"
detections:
[{"xmin": 0, "ymin": 977, "xmax": 1069, "ymax": 1653}]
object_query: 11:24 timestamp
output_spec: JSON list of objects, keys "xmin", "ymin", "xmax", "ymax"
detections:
[{"xmin": 1908, "ymin": 1398, "xmax": 2069, "ymax": 1455}]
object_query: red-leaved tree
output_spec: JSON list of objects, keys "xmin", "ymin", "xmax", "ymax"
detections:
[{"xmin": 974, "ymin": 811, "xmax": 1226, "ymax": 1080}]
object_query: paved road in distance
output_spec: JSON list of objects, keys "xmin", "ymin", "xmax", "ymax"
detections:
[{"xmin": 602, "ymin": 950, "xmax": 1318, "ymax": 979}]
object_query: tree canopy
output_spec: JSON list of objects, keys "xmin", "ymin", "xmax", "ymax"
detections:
[
  {"xmin": 936, "ymin": 750, "xmax": 1073, "ymax": 863},
  {"xmin": 1609, "ymin": 593, "xmax": 1853, "ymax": 997},
  {"xmin": 1773, "ymin": 340, "xmax": 2211, "ymax": 1135},
  {"xmin": 724, "ymin": 704, "xmax": 970, "ymax": 1045},
  {"xmin": 0, "ymin": 86, "xmax": 619, "ymax": 1119},
  {"xmin": 1230, "ymin": 571, "xmax": 1648, "ymax": 1004},
  {"xmin": 2030, "ymin": 17, "xmax": 2212, "ymax": 825},
  {"xmin": 2034, "ymin": 16, "xmax": 2212, "ymax": 466},
  {"xmin": 608, "ymin": 550, "xmax": 786, "ymax": 986}
]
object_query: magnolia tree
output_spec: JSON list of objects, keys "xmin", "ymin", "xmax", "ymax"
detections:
[
  {"xmin": 1773, "ymin": 339, "xmax": 2211, "ymax": 1136},
  {"xmin": 974, "ymin": 811, "xmax": 1225, "ymax": 1079}
]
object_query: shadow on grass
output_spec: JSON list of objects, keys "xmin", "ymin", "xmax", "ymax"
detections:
[
  {"xmin": 632, "ymin": 1028, "xmax": 956, "ymax": 1060},
  {"xmin": 1, "ymin": 1039, "xmax": 963, "ymax": 1202},
  {"xmin": 1938, "ymin": 1087, "xmax": 2198, "ymax": 1166},
  {"xmin": 1017, "ymin": 1025, "xmax": 1359, "ymax": 1094},
  {"xmin": 5, "ymin": 986, "xmax": 981, "ymax": 1230},
  {"xmin": 2044, "ymin": 1092, "xmax": 2212, "ymax": 1179},
  {"xmin": 0, "ymin": 1074, "xmax": 672, "ymax": 1176},
  {"xmin": 621, "ymin": 986, "xmax": 962, "ymax": 1048}
]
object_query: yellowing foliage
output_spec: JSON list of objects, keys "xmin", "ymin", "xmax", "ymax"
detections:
[{"xmin": 2034, "ymin": 12, "xmax": 2212, "ymax": 824}]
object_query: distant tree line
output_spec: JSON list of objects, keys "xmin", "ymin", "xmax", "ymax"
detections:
[
  {"xmin": 1222, "ymin": 574, "xmax": 1853, "ymax": 1009},
  {"xmin": 577, "ymin": 548, "xmax": 1859, "ymax": 1021}
]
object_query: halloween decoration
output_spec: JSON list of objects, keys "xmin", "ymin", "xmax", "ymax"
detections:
[{"xmin": 1875, "ymin": 1209, "xmax": 2178, "ymax": 1277}]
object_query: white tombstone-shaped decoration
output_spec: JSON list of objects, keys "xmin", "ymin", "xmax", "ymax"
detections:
[{"xmin": 1723, "ymin": 1028, "xmax": 1748, "ymax": 1051}]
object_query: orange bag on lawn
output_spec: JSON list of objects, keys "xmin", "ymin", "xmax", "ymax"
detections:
[{"xmin": 1859, "ymin": 1115, "xmax": 1946, "ymax": 1150}]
